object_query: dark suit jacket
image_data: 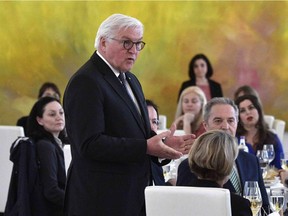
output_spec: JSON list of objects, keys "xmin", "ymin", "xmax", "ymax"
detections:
[
  {"xmin": 177, "ymin": 79, "xmax": 223, "ymax": 101},
  {"xmin": 176, "ymin": 151, "xmax": 269, "ymax": 214},
  {"xmin": 63, "ymin": 52, "xmax": 152, "ymax": 216},
  {"xmin": 191, "ymin": 179, "xmax": 252, "ymax": 216}
]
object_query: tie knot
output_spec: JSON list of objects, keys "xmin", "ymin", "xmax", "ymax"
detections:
[{"xmin": 118, "ymin": 72, "xmax": 125, "ymax": 83}]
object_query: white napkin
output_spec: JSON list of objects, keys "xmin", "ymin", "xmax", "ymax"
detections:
[{"xmin": 267, "ymin": 212, "xmax": 280, "ymax": 216}]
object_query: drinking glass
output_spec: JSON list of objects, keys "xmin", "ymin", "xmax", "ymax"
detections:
[
  {"xmin": 256, "ymin": 150, "xmax": 269, "ymax": 178},
  {"xmin": 280, "ymin": 153, "xmax": 288, "ymax": 170},
  {"xmin": 263, "ymin": 144, "xmax": 275, "ymax": 164},
  {"xmin": 243, "ymin": 181, "xmax": 262, "ymax": 216},
  {"xmin": 269, "ymin": 188, "xmax": 285, "ymax": 213}
]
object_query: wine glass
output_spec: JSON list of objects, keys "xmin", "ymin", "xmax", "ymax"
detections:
[
  {"xmin": 263, "ymin": 144, "xmax": 275, "ymax": 165},
  {"xmin": 269, "ymin": 188, "xmax": 285, "ymax": 213},
  {"xmin": 280, "ymin": 153, "xmax": 288, "ymax": 170},
  {"xmin": 256, "ymin": 150, "xmax": 269, "ymax": 179},
  {"xmin": 243, "ymin": 181, "xmax": 262, "ymax": 216}
]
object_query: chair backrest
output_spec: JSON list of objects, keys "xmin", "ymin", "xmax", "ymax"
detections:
[
  {"xmin": 0, "ymin": 125, "xmax": 24, "ymax": 212},
  {"xmin": 264, "ymin": 115, "xmax": 275, "ymax": 129},
  {"xmin": 145, "ymin": 186, "xmax": 232, "ymax": 216},
  {"xmin": 272, "ymin": 119, "xmax": 286, "ymax": 144},
  {"xmin": 158, "ymin": 115, "xmax": 167, "ymax": 130}
]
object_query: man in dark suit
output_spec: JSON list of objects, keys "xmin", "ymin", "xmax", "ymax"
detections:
[
  {"xmin": 63, "ymin": 14, "xmax": 194, "ymax": 216},
  {"xmin": 146, "ymin": 99, "xmax": 176, "ymax": 186},
  {"xmin": 176, "ymin": 97, "xmax": 269, "ymax": 214}
]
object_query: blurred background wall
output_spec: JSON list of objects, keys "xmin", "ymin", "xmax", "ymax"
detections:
[{"xmin": 1, "ymin": 1, "xmax": 288, "ymax": 128}]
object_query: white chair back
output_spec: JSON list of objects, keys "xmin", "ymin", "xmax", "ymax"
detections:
[
  {"xmin": 264, "ymin": 115, "xmax": 275, "ymax": 129},
  {"xmin": 145, "ymin": 186, "xmax": 231, "ymax": 216},
  {"xmin": 272, "ymin": 119, "xmax": 286, "ymax": 144},
  {"xmin": 158, "ymin": 115, "xmax": 167, "ymax": 130},
  {"xmin": 0, "ymin": 125, "xmax": 24, "ymax": 212}
]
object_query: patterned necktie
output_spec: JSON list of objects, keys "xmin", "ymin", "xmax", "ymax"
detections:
[
  {"xmin": 118, "ymin": 73, "xmax": 141, "ymax": 115},
  {"xmin": 118, "ymin": 72, "xmax": 126, "ymax": 88},
  {"xmin": 230, "ymin": 165, "xmax": 242, "ymax": 195}
]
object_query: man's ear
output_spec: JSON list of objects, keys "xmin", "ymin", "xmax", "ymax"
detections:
[{"xmin": 203, "ymin": 121, "xmax": 208, "ymax": 131}]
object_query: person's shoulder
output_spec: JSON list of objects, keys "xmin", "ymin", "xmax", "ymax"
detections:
[
  {"xmin": 208, "ymin": 79, "xmax": 221, "ymax": 86},
  {"xmin": 238, "ymin": 150, "xmax": 257, "ymax": 161},
  {"xmin": 178, "ymin": 157, "xmax": 189, "ymax": 169},
  {"xmin": 181, "ymin": 80, "xmax": 195, "ymax": 86},
  {"xmin": 16, "ymin": 116, "xmax": 28, "ymax": 126},
  {"xmin": 230, "ymin": 193, "xmax": 252, "ymax": 215},
  {"xmin": 36, "ymin": 139, "xmax": 56, "ymax": 150}
]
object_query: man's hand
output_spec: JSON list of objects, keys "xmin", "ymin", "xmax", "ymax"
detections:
[
  {"xmin": 147, "ymin": 130, "xmax": 183, "ymax": 159},
  {"xmin": 164, "ymin": 123, "xmax": 196, "ymax": 154}
]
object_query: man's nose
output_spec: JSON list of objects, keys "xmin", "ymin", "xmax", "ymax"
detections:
[
  {"xmin": 220, "ymin": 121, "xmax": 229, "ymax": 130},
  {"xmin": 128, "ymin": 43, "xmax": 137, "ymax": 53}
]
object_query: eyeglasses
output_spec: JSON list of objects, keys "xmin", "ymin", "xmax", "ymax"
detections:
[
  {"xmin": 109, "ymin": 38, "xmax": 146, "ymax": 51},
  {"xmin": 150, "ymin": 119, "xmax": 159, "ymax": 126}
]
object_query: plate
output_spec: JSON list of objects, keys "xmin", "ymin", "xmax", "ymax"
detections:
[{"xmin": 264, "ymin": 179, "xmax": 279, "ymax": 187}]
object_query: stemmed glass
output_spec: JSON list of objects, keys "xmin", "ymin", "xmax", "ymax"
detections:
[
  {"xmin": 256, "ymin": 150, "xmax": 269, "ymax": 179},
  {"xmin": 243, "ymin": 181, "xmax": 262, "ymax": 216},
  {"xmin": 269, "ymin": 188, "xmax": 285, "ymax": 213},
  {"xmin": 263, "ymin": 144, "xmax": 275, "ymax": 165},
  {"xmin": 281, "ymin": 153, "xmax": 288, "ymax": 170}
]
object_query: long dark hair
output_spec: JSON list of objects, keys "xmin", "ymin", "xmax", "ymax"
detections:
[
  {"xmin": 188, "ymin": 54, "xmax": 213, "ymax": 80},
  {"xmin": 235, "ymin": 94, "xmax": 273, "ymax": 150},
  {"xmin": 26, "ymin": 97, "xmax": 67, "ymax": 144}
]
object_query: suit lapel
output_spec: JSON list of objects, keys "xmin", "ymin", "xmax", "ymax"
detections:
[
  {"xmin": 126, "ymin": 73, "xmax": 150, "ymax": 135},
  {"xmin": 91, "ymin": 53, "xmax": 150, "ymax": 137}
]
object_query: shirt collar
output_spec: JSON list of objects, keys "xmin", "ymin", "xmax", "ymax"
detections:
[{"xmin": 96, "ymin": 51, "xmax": 120, "ymax": 77}]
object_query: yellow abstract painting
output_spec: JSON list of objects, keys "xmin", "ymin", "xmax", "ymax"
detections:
[{"xmin": 1, "ymin": 1, "xmax": 288, "ymax": 130}]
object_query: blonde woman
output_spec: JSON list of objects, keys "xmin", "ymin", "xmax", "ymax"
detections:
[
  {"xmin": 188, "ymin": 130, "xmax": 252, "ymax": 216},
  {"xmin": 174, "ymin": 86, "xmax": 207, "ymax": 137}
]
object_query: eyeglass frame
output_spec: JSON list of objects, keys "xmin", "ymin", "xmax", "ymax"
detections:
[
  {"xmin": 109, "ymin": 37, "xmax": 146, "ymax": 51},
  {"xmin": 150, "ymin": 118, "xmax": 160, "ymax": 126}
]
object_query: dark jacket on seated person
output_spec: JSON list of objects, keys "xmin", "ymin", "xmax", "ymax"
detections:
[
  {"xmin": 191, "ymin": 179, "xmax": 252, "ymax": 216},
  {"xmin": 177, "ymin": 151, "xmax": 269, "ymax": 215}
]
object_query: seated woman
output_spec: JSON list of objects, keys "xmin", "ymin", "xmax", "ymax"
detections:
[
  {"xmin": 174, "ymin": 86, "xmax": 206, "ymax": 137},
  {"xmin": 188, "ymin": 130, "xmax": 252, "ymax": 216},
  {"xmin": 234, "ymin": 85, "xmax": 263, "ymax": 107},
  {"xmin": 235, "ymin": 95, "xmax": 284, "ymax": 169},
  {"xmin": 17, "ymin": 82, "xmax": 61, "ymax": 135},
  {"xmin": 26, "ymin": 96, "xmax": 67, "ymax": 216}
]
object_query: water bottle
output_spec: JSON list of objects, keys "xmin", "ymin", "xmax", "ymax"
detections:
[{"xmin": 238, "ymin": 136, "xmax": 249, "ymax": 152}]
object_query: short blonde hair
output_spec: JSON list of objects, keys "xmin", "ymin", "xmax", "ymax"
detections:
[{"xmin": 188, "ymin": 130, "xmax": 238, "ymax": 181}]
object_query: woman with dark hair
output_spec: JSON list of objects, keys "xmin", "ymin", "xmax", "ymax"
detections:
[
  {"xmin": 26, "ymin": 96, "xmax": 67, "ymax": 216},
  {"xmin": 38, "ymin": 82, "xmax": 61, "ymax": 100},
  {"xmin": 235, "ymin": 94, "xmax": 284, "ymax": 169},
  {"xmin": 178, "ymin": 54, "xmax": 223, "ymax": 101},
  {"xmin": 17, "ymin": 82, "xmax": 61, "ymax": 134},
  {"xmin": 234, "ymin": 85, "xmax": 262, "ymax": 107}
]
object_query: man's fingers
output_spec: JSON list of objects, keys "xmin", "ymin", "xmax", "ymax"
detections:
[{"xmin": 168, "ymin": 123, "xmax": 176, "ymax": 136}]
